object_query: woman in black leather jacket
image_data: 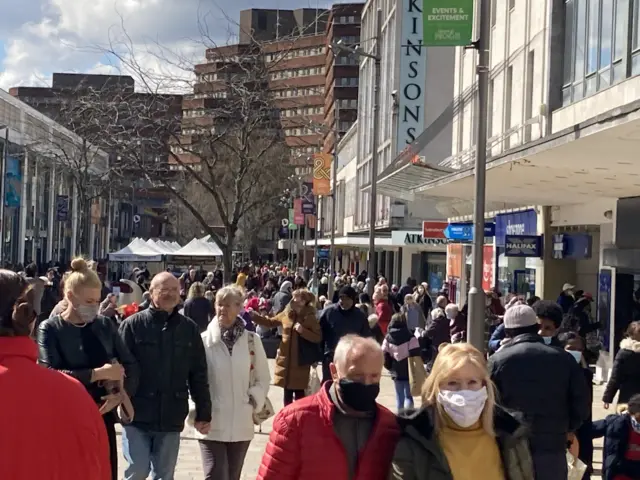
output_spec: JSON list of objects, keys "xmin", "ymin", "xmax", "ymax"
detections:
[{"xmin": 37, "ymin": 258, "xmax": 138, "ymax": 480}]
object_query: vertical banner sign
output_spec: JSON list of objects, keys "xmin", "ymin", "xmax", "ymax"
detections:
[
  {"xmin": 306, "ymin": 215, "xmax": 317, "ymax": 230},
  {"xmin": 312, "ymin": 153, "xmax": 332, "ymax": 196},
  {"xmin": 301, "ymin": 182, "xmax": 316, "ymax": 214},
  {"xmin": 423, "ymin": 0, "xmax": 474, "ymax": 47},
  {"xmin": 5, "ymin": 156, "xmax": 21, "ymax": 207},
  {"xmin": 598, "ymin": 270, "xmax": 612, "ymax": 352},
  {"xmin": 56, "ymin": 195, "xmax": 69, "ymax": 221},
  {"xmin": 288, "ymin": 208, "xmax": 297, "ymax": 230},
  {"xmin": 482, "ymin": 245, "xmax": 494, "ymax": 291},
  {"xmin": 293, "ymin": 198, "xmax": 305, "ymax": 225},
  {"xmin": 397, "ymin": 0, "xmax": 427, "ymax": 152}
]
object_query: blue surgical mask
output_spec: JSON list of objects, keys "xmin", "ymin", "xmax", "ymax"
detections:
[
  {"xmin": 567, "ymin": 350, "xmax": 582, "ymax": 363},
  {"xmin": 542, "ymin": 336, "xmax": 552, "ymax": 345},
  {"xmin": 631, "ymin": 416, "xmax": 640, "ymax": 434}
]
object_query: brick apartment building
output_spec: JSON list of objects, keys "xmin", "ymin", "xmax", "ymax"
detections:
[
  {"xmin": 10, "ymin": 73, "xmax": 181, "ymax": 243},
  {"xmin": 323, "ymin": 3, "xmax": 363, "ymax": 155}
]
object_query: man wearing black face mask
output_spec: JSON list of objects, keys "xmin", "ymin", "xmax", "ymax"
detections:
[
  {"xmin": 319, "ymin": 285, "xmax": 372, "ymax": 382},
  {"xmin": 257, "ymin": 335, "xmax": 400, "ymax": 480}
]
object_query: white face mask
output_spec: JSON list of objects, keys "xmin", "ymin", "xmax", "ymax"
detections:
[
  {"xmin": 542, "ymin": 336, "xmax": 552, "ymax": 345},
  {"xmin": 438, "ymin": 386, "xmax": 488, "ymax": 428},
  {"xmin": 567, "ymin": 350, "xmax": 582, "ymax": 363}
]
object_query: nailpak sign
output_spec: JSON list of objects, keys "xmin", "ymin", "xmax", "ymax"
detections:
[
  {"xmin": 398, "ymin": 0, "xmax": 427, "ymax": 151},
  {"xmin": 423, "ymin": 0, "xmax": 474, "ymax": 46}
]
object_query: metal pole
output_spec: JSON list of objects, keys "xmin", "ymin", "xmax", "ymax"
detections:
[
  {"xmin": 367, "ymin": 8, "xmax": 382, "ymax": 298},
  {"xmin": 0, "ymin": 128, "xmax": 7, "ymax": 267},
  {"xmin": 329, "ymin": 103, "xmax": 340, "ymax": 300},
  {"xmin": 467, "ymin": 0, "xmax": 491, "ymax": 350},
  {"xmin": 312, "ymin": 195, "xmax": 320, "ymax": 292}
]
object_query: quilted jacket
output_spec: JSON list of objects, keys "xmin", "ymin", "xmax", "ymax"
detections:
[{"xmin": 257, "ymin": 381, "xmax": 400, "ymax": 480}]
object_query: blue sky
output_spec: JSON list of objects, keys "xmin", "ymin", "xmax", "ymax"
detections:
[{"xmin": 0, "ymin": 0, "xmax": 333, "ymax": 91}]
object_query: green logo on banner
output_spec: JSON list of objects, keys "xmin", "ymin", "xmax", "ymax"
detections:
[
  {"xmin": 423, "ymin": 0, "xmax": 474, "ymax": 46},
  {"xmin": 288, "ymin": 209, "xmax": 297, "ymax": 230}
]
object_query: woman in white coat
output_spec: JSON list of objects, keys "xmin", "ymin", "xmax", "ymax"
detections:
[{"xmin": 196, "ymin": 285, "xmax": 270, "ymax": 480}]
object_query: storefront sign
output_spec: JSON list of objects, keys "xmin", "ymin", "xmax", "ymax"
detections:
[
  {"xmin": 422, "ymin": 221, "xmax": 448, "ymax": 239},
  {"xmin": 317, "ymin": 248, "xmax": 330, "ymax": 259},
  {"xmin": 482, "ymin": 245, "xmax": 494, "ymax": 291},
  {"xmin": 495, "ymin": 209, "xmax": 537, "ymax": 247},
  {"xmin": 553, "ymin": 233, "xmax": 592, "ymax": 259},
  {"xmin": 504, "ymin": 235, "xmax": 542, "ymax": 258},
  {"xmin": 444, "ymin": 222, "xmax": 495, "ymax": 241},
  {"xmin": 397, "ymin": 0, "xmax": 427, "ymax": 151},
  {"xmin": 392, "ymin": 229, "xmax": 448, "ymax": 246},
  {"xmin": 423, "ymin": 0, "xmax": 474, "ymax": 46}
]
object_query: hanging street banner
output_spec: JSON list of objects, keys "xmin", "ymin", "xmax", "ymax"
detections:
[
  {"xmin": 293, "ymin": 198, "xmax": 305, "ymax": 225},
  {"xmin": 312, "ymin": 153, "xmax": 332, "ymax": 196},
  {"xmin": 423, "ymin": 0, "xmax": 474, "ymax": 46},
  {"xmin": 288, "ymin": 208, "xmax": 297, "ymax": 230},
  {"xmin": 301, "ymin": 182, "xmax": 316, "ymax": 214},
  {"xmin": 56, "ymin": 195, "xmax": 69, "ymax": 221}
]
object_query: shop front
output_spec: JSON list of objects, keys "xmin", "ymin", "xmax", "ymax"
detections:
[
  {"xmin": 495, "ymin": 209, "xmax": 541, "ymax": 298},
  {"xmin": 391, "ymin": 226, "xmax": 448, "ymax": 297}
]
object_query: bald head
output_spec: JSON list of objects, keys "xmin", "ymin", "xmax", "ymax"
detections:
[
  {"xmin": 149, "ymin": 272, "xmax": 180, "ymax": 312},
  {"xmin": 330, "ymin": 335, "xmax": 383, "ymax": 385}
]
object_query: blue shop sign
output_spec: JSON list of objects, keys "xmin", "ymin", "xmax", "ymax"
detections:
[
  {"xmin": 504, "ymin": 235, "xmax": 542, "ymax": 258},
  {"xmin": 552, "ymin": 233, "xmax": 592, "ymax": 260},
  {"xmin": 495, "ymin": 209, "xmax": 537, "ymax": 247},
  {"xmin": 444, "ymin": 222, "xmax": 496, "ymax": 241}
]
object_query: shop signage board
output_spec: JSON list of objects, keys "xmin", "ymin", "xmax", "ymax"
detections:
[
  {"xmin": 504, "ymin": 235, "xmax": 542, "ymax": 258},
  {"xmin": 422, "ymin": 221, "xmax": 448, "ymax": 239},
  {"xmin": 444, "ymin": 222, "xmax": 495, "ymax": 241},
  {"xmin": 392, "ymin": 229, "xmax": 449, "ymax": 245},
  {"xmin": 495, "ymin": 209, "xmax": 537, "ymax": 247},
  {"xmin": 423, "ymin": 0, "xmax": 475, "ymax": 46},
  {"xmin": 397, "ymin": 0, "xmax": 427, "ymax": 151}
]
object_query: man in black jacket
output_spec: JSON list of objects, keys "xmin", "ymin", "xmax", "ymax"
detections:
[
  {"xmin": 489, "ymin": 304, "xmax": 589, "ymax": 480},
  {"xmin": 119, "ymin": 272, "xmax": 211, "ymax": 480},
  {"xmin": 320, "ymin": 286, "xmax": 372, "ymax": 381}
]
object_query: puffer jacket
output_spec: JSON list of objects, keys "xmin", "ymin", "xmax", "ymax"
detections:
[
  {"xmin": 593, "ymin": 413, "xmax": 640, "ymax": 480},
  {"xmin": 257, "ymin": 381, "xmax": 400, "ymax": 480},
  {"xmin": 252, "ymin": 306, "xmax": 322, "ymax": 390},
  {"xmin": 389, "ymin": 405, "xmax": 534, "ymax": 480},
  {"xmin": 119, "ymin": 307, "xmax": 211, "ymax": 432},
  {"xmin": 603, "ymin": 338, "xmax": 640, "ymax": 405},
  {"xmin": 382, "ymin": 320, "xmax": 421, "ymax": 381}
]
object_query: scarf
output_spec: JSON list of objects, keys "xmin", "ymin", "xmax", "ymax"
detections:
[{"xmin": 220, "ymin": 316, "xmax": 245, "ymax": 354}]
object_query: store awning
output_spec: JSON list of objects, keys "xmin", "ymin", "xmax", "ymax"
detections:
[
  {"xmin": 373, "ymin": 157, "xmax": 455, "ymax": 201},
  {"xmin": 304, "ymin": 235, "xmax": 395, "ymax": 248}
]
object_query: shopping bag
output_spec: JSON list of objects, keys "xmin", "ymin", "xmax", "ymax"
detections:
[
  {"xmin": 566, "ymin": 451, "xmax": 587, "ymax": 480},
  {"xmin": 186, "ymin": 397, "xmax": 197, "ymax": 427},
  {"xmin": 408, "ymin": 356, "xmax": 427, "ymax": 397},
  {"xmin": 305, "ymin": 364, "xmax": 322, "ymax": 396},
  {"xmin": 248, "ymin": 333, "xmax": 275, "ymax": 425}
]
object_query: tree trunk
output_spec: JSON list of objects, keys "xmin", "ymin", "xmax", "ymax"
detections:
[{"xmin": 221, "ymin": 225, "xmax": 237, "ymax": 284}]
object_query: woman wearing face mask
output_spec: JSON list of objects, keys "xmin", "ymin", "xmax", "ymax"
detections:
[
  {"xmin": 37, "ymin": 258, "xmax": 138, "ymax": 480},
  {"xmin": 389, "ymin": 343, "xmax": 535, "ymax": 480},
  {"xmin": 250, "ymin": 289, "xmax": 321, "ymax": 406}
]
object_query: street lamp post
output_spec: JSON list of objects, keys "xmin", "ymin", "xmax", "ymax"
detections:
[
  {"xmin": 332, "ymin": 8, "xmax": 382, "ymax": 297},
  {"xmin": 467, "ymin": 0, "xmax": 492, "ymax": 350}
]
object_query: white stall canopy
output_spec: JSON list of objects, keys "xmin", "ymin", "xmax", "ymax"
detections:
[{"xmin": 109, "ymin": 238, "xmax": 164, "ymax": 262}]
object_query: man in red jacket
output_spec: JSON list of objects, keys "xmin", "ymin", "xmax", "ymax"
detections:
[{"xmin": 257, "ymin": 334, "xmax": 400, "ymax": 480}]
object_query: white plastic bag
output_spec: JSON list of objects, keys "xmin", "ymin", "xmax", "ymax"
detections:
[
  {"xmin": 186, "ymin": 397, "xmax": 197, "ymax": 427},
  {"xmin": 306, "ymin": 365, "xmax": 321, "ymax": 396},
  {"xmin": 566, "ymin": 451, "xmax": 587, "ymax": 480}
]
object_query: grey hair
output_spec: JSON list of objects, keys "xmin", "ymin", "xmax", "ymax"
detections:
[
  {"xmin": 444, "ymin": 303, "xmax": 459, "ymax": 317},
  {"xmin": 332, "ymin": 334, "xmax": 382, "ymax": 372},
  {"xmin": 215, "ymin": 285, "xmax": 244, "ymax": 306},
  {"xmin": 431, "ymin": 307, "xmax": 445, "ymax": 320}
]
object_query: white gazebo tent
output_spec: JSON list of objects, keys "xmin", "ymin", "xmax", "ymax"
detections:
[{"xmin": 109, "ymin": 238, "xmax": 164, "ymax": 262}]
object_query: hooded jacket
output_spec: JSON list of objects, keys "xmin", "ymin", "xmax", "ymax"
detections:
[
  {"xmin": 382, "ymin": 320, "xmax": 421, "ymax": 381},
  {"xmin": 389, "ymin": 405, "xmax": 534, "ymax": 480},
  {"xmin": 603, "ymin": 338, "xmax": 640, "ymax": 404},
  {"xmin": 272, "ymin": 282, "xmax": 293, "ymax": 315},
  {"xmin": 319, "ymin": 303, "xmax": 372, "ymax": 360},
  {"xmin": 592, "ymin": 413, "xmax": 640, "ymax": 480}
]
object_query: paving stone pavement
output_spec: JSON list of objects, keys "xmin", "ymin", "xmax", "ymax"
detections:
[{"xmin": 117, "ymin": 360, "xmax": 606, "ymax": 479}]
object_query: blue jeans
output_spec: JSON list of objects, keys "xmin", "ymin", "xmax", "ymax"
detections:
[
  {"xmin": 394, "ymin": 379, "xmax": 414, "ymax": 411},
  {"xmin": 122, "ymin": 425, "xmax": 181, "ymax": 480}
]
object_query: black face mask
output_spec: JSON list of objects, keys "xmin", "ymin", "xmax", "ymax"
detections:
[{"xmin": 338, "ymin": 378, "xmax": 380, "ymax": 412}]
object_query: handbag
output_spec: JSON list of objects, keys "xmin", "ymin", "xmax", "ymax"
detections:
[
  {"xmin": 408, "ymin": 355, "xmax": 427, "ymax": 397},
  {"xmin": 297, "ymin": 328, "xmax": 323, "ymax": 366},
  {"xmin": 248, "ymin": 333, "xmax": 275, "ymax": 425}
]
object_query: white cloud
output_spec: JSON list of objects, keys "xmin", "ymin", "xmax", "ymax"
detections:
[{"xmin": 0, "ymin": 0, "xmax": 333, "ymax": 92}]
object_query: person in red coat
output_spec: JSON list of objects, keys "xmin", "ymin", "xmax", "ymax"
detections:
[
  {"xmin": 0, "ymin": 269, "xmax": 110, "ymax": 480},
  {"xmin": 257, "ymin": 334, "xmax": 400, "ymax": 480},
  {"xmin": 374, "ymin": 286, "xmax": 392, "ymax": 336}
]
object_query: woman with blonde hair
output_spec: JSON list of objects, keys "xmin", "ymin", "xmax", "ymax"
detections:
[
  {"xmin": 37, "ymin": 258, "xmax": 138, "ymax": 480},
  {"xmin": 389, "ymin": 343, "xmax": 534, "ymax": 480},
  {"xmin": 184, "ymin": 281, "xmax": 213, "ymax": 333},
  {"xmin": 250, "ymin": 288, "xmax": 322, "ymax": 405}
]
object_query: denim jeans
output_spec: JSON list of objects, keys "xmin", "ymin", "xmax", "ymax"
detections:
[
  {"xmin": 394, "ymin": 379, "xmax": 414, "ymax": 411},
  {"xmin": 122, "ymin": 425, "xmax": 181, "ymax": 480}
]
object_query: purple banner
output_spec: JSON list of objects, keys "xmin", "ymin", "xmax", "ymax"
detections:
[{"xmin": 301, "ymin": 182, "xmax": 316, "ymax": 214}]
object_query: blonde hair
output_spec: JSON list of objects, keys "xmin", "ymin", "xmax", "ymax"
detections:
[
  {"xmin": 422, "ymin": 343, "xmax": 497, "ymax": 436},
  {"xmin": 64, "ymin": 257, "xmax": 102, "ymax": 294},
  {"xmin": 187, "ymin": 282, "xmax": 205, "ymax": 299},
  {"xmin": 215, "ymin": 285, "xmax": 244, "ymax": 306},
  {"xmin": 292, "ymin": 288, "xmax": 316, "ymax": 308}
]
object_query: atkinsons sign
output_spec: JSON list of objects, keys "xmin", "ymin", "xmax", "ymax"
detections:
[{"xmin": 397, "ymin": 0, "xmax": 427, "ymax": 150}]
